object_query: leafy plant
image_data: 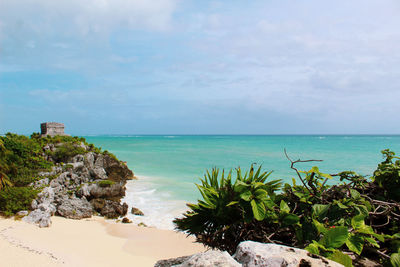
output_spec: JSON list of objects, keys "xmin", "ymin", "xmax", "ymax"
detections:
[
  {"xmin": 373, "ymin": 149, "xmax": 400, "ymax": 201},
  {"xmin": 50, "ymin": 143, "xmax": 86, "ymax": 163},
  {"xmin": 0, "ymin": 187, "xmax": 39, "ymax": 216},
  {"xmin": 175, "ymin": 150, "xmax": 400, "ymax": 266},
  {"xmin": 174, "ymin": 165, "xmax": 282, "ymax": 253}
]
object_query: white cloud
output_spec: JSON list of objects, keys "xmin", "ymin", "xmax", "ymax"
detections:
[{"xmin": 0, "ymin": 0, "xmax": 178, "ymax": 40}]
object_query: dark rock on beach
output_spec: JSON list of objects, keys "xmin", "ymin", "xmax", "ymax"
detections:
[
  {"xmin": 91, "ymin": 199, "xmax": 128, "ymax": 219},
  {"xmin": 121, "ymin": 217, "xmax": 132, "ymax": 223},
  {"xmin": 131, "ymin": 207, "xmax": 144, "ymax": 216}
]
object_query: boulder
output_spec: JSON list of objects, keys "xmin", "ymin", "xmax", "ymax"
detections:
[
  {"xmin": 92, "ymin": 154, "xmax": 108, "ymax": 179},
  {"xmin": 131, "ymin": 207, "xmax": 144, "ymax": 216},
  {"xmin": 57, "ymin": 197, "xmax": 93, "ymax": 219},
  {"xmin": 102, "ymin": 154, "xmax": 134, "ymax": 182},
  {"xmin": 87, "ymin": 183, "xmax": 125, "ymax": 199},
  {"xmin": 154, "ymin": 256, "xmax": 192, "ymax": 267},
  {"xmin": 34, "ymin": 186, "xmax": 55, "ymax": 205},
  {"xmin": 175, "ymin": 250, "xmax": 241, "ymax": 267},
  {"xmin": 24, "ymin": 186, "xmax": 57, "ymax": 228},
  {"xmin": 90, "ymin": 199, "xmax": 128, "ymax": 219},
  {"xmin": 39, "ymin": 216, "xmax": 52, "ymax": 228},
  {"xmin": 234, "ymin": 241, "xmax": 343, "ymax": 267},
  {"xmin": 23, "ymin": 208, "xmax": 53, "ymax": 228},
  {"xmin": 121, "ymin": 217, "xmax": 132, "ymax": 223}
]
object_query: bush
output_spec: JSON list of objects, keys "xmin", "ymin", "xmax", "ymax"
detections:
[
  {"xmin": 174, "ymin": 151, "xmax": 400, "ymax": 267},
  {"xmin": 174, "ymin": 165, "xmax": 282, "ymax": 253},
  {"xmin": 97, "ymin": 180, "xmax": 115, "ymax": 187},
  {"xmin": 373, "ymin": 149, "xmax": 400, "ymax": 201},
  {"xmin": 0, "ymin": 133, "xmax": 53, "ymax": 186},
  {"xmin": 51, "ymin": 143, "xmax": 86, "ymax": 163},
  {"xmin": 0, "ymin": 187, "xmax": 38, "ymax": 216}
]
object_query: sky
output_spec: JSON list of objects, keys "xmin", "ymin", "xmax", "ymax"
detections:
[{"xmin": 1, "ymin": 0, "xmax": 400, "ymax": 135}]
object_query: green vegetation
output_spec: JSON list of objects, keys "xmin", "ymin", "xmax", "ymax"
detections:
[
  {"xmin": 0, "ymin": 187, "xmax": 39, "ymax": 216},
  {"xmin": 0, "ymin": 132, "xmax": 108, "ymax": 216},
  {"xmin": 97, "ymin": 180, "xmax": 115, "ymax": 187},
  {"xmin": 174, "ymin": 150, "xmax": 400, "ymax": 267},
  {"xmin": 51, "ymin": 142, "xmax": 86, "ymax": 163}
]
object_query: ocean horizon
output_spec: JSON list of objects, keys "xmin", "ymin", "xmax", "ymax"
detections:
[{"xmin": 84, "ymin": 134, "xmax": 400, "ymax": 229}]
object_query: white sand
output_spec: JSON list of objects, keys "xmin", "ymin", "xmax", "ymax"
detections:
[{"xmin": 0, "ymin": 216, "xmax": 205, "ymax": 267}]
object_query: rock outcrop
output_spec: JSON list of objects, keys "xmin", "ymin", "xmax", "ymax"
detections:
[
  {"xmin": 154, "ymin": 241, "xmax": 344, "ymax": 267},
  {"xmin": 155, "ymin": 256, "xmax": 192, "ymax": 267},
  {"xmin": 23, "ymin": 142, "xmax": 134, "ymax": 227},
  {"xmin": 178, "ymin": 251, "xmax": 240, "ymax": 267},
  {"xmin": 234, "ymin": 241, "xmax": 343, "ymax": 267},
  {"xmin": 56, "ymin": 197, "xmax": 93, "ymax": 219}
]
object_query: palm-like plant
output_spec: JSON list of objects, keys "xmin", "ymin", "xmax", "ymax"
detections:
[{"xmin": 174, "ymin": 164, "xmax": 281, "ymax": 252}]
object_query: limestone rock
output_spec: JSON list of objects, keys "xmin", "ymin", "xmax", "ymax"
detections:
[
  {"xmin": 92, "ymin": 166, "xmax": 108, "ymax": 180},
  {"xmin": 234, "ymin": 241, "xmax": 343, "ymax": 267},
  {"xmin": 154, "ymin": 256, "xmax": 192, "ymax": 267},
  {"xmin": 39, "ymin": 216, "xmax": 52, "ymax": 228},
  {"xmin": 23, "ymin": 208, "xmax": 53, "ymax": 228},
  {"xmin": 57, "ymin": 197, "xmax": 93, "ymax": 219},
  {"xmin": 90, "ymin": 199, "xmax": 128, "ymax": 218},
  {"xmin": 131, "ymin": 207, "xmax": 144, "ymax": 216},
  {"xmin": 175, "ymin": 250, "xmax": 241, "ymax": 267},
  {"xmin": 102, "ymin": 154, "xmax": 134, "ymax": 182},
  {"xmin": 30, "ymin": 178, "xmax": 50, "ymax": 189},
  {"xmin": 92, "ymin": 154, "xmax": 108, "ymax": 179},
  {"xmin": 84, "ymin": 152, "xmax": 95, "ymax": 168},
  {"xmin": 28, "ymin": 143, "xmax": 134, "ymax": 228},
  {"xmin": 87, "ymin": 183, "xmax": 125, "ymax": 199}
]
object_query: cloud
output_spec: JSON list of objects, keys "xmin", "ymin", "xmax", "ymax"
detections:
[
  {"xmin": 2, "ymin": 0, "xmax": 400, "ymax": 134},
  {"xmin": 0, "ymin": 0, "xmax": 178, "ymax": 38}
]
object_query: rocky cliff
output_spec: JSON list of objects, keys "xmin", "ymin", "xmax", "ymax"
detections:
[{"xmin": 23, "ymin": 141, "xmax": 134, "ymax": 227}]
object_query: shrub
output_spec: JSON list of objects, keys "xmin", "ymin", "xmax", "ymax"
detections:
[
  {"xmin": 51, "ymin": 143, "xmax": 86, "ymax": 163},
  {"xmin": 373, "ymin": 149, "xmax": 400, "ymax": 201},
  {"xmin": 0, "ymin": 187, "xmax": 38, "ymax": 216},
  {"xmin": 175, "ymin": 152, "xmax": 400, "ymax": 267},
  {"xmin": 0, "ymin": 133, "xmax": 53, "ymax": 186},
  {"xmin": 174, "ymin": 165, "xmax": 282, "ymax": 253}
]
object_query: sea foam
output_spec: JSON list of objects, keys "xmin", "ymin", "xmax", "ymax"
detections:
[{"xmin": 121, "ymin": 175, "xmax": 188, "ymax": 230}]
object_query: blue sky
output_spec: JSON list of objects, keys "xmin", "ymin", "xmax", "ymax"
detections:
[{"xmin": 1, "ymin": 0, "xmax": 400, "ymax": 135}]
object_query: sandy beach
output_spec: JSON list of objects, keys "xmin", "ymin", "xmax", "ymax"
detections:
[{"xmin": 0, "ymin": 216, "xmax": 205, "ymax": 267}]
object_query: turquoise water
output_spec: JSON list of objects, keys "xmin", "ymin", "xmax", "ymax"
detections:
[{"xmin": 85, "ymin": 135, "xmax": 400, "ymax": 228}]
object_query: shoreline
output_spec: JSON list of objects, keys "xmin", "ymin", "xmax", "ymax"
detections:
[
  {"xmin": 122, "ymin": 175, "xmax": 190, "ymax": 230},
  {"xmin": 0, "ymin": 215, "xmax": 205, "ymax": 267}
]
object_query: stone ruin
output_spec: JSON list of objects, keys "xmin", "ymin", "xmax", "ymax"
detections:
[{"xmin": 40, "ymin": 122, "xmax": 69, "ymax": 137}]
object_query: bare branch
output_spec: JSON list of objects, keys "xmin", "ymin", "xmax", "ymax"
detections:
[{"xmin": 284, "ymin": 149, "xmax": 323, "ymax": 194}]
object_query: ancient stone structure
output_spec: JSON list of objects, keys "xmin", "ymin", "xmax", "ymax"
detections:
[{"xmin": 41, "ymin": 122, "xmax": 68, "ymax": 137}]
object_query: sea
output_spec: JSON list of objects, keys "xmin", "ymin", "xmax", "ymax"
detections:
[{"xmin": 84, "ymin": 135, "xmax": 400, "ymax": 230}]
